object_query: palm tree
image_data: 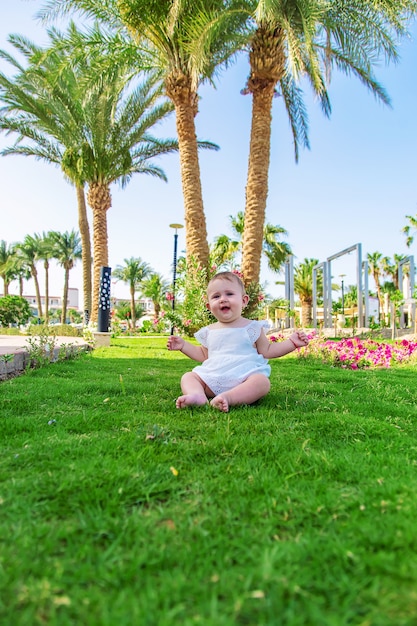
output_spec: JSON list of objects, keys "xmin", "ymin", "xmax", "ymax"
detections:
[
  {"xmin": 35, "ymin": 231, "xmax": 56, "ymax": 324},
  {"xmin": 262, "ymin": 223, "xmax": 292, "ymax": 273},
  {"xmin": 382, "ymin": 254, "xmax": 407, "ymax": 291},
  {"xmin": 5, "ymin": 247, "xmax": 32, "ymax": 296},
  {"xmin": 294, "ymin": 258, "xmax": 321, "ymax": 327},
  {"xmin": 403, "ymin": 214, "xmax": 417, "ymax": 248},
  {"xmin": 140, "ymin": 273, "xmax": 170, "ymax": 320},
  {"xmin": 0, "ymin": 240, "xmax": 15, "ymax": 296},
  {"xmin": 344, "ymin": 285, "xmax": 358, "ymax": 309},
  {"xmin": 211, "ymin": 211, "xmax": 247, "ymax": 269},
  {"xmin": 367, "ymin": 251, "xmax": 384, "ymax": 322},
  {"xmin": 0, "ymin": 26, "xmax": 178, "ymax": 322},
  {"xmin": 39, "ymin": 0, "xmax": 241, "ymax": 272},
  {"xmin": 113, "ymin": 258, "xmax": 152, "ymax": 328},
  {"xmin": 240, "ymin": 0, "xmax": 417, "ymax": 287},
  {"xmin": 79, "ymin": 70, "xmax": 178, "ymax": 321},
  {"xmin": 50, "ymin": 230, "xmax": 82, "ymax": 324},
  {"xmin": 0, "ymin": 32, "xmax": 93, "ymax": 318},
  {"xmin": 211, "ymin": 211, "xmax": 291, "ymax": 275},
  {"xmin": 15, "ymin": 235, "xmax": 44, "ymax": 318},
  {"xmin": 211, "ymin": 234, "xmax": 241, "ymax": 270}
]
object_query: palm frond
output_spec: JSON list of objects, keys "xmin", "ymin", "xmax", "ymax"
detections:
[{"xmin": 279, "ymin": 72, "xmax": 310, "ymax": 162}]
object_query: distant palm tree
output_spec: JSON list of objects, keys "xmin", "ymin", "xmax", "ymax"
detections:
[
  {"xmin": 113, "ymin": 258, "xmax": 151, "ymax": 328},
  {"xmin": 367, "ymin": 252, "xmax": 384, "ymax": 322},
  {"xmin": 140, "ymin": 273, "xmax": 170, "ymax": 320},
  {"xmin": 0, "ymin": 240, "xmax": 15, "ymax": 296},
  {"xmin": 403, "ymin": 214, "xmax": 417, "ymax": 248},
  {"xmin": 50, "ymin": 230, "xmax": 82, "ymax": 324},
  {"xmin": 211, "ymin": 235, "xmax": 240, "ymax": 270},
  {"xmin": 294, "ymin": 258, "xmax": 321, "ymax": 327},
  {"xmin": 35, "ymin": 231, "xmax": 56, "ymax": 324},
  {"xmin": 262, "ymin": 224, "xmax": 292, "ymax": 274},
  {"xmin": 211, "ymin": 212, "xmax": 291, "ymax": 276},
  {"xmin": 115, "ymin": 300, "xmax": 146, "ymax": 328},
  {"xmin": 6, "ymin": 247, "xmax": 32, "ymax": 297},
  {"xmin": 344, "ymin": 285, "xmax": 358, "ymax": 309},
  {"xmin": 382, "ymin": 254, "xmax": 407, "ymax": 291},
  {"xmin": 211, "ymin": 212, "xmax": 247, "ymax": 269},
  {"xmin": 15, "ymin": 235, "xmax": 43, "ymax": 318}
]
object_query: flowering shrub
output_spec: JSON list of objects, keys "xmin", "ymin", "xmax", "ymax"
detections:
[
  {"xmin": 268, "ymin": 332, "xmax": 417, "ymax": 369},
  {"xmin": 163, "ymin": 256, "xmax": 216, "ymax": 336},
  {"xmin": 301, "ymin": 335, "xmax": 417, "ymax": 369},
  {"xmin": 162, "ymin": 257, "xmax": 266, "ymax": 336}
]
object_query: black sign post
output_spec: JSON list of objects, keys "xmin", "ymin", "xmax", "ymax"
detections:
[{"xmin": 97, "ymin": 266, "xmax": 112, "ymax": 333}]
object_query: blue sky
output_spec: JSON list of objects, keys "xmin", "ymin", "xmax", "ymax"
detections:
[{"xmin": 1, "ymin": 0, "xmax": 416, "ymax": 306}]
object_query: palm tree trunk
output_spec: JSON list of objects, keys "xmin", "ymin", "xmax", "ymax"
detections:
[
  {"xmin": 166, "ymin": 73, "xmax": 210, "ymax": 271},
  {"xmin": 301, "ymin": 300, "xmax": 313, "ymax": 327},
  {"xmin": 44, "ymin": 261, "xmax": 49, "ymax": 324},
  {"xmin": 76, "ymin": 185, "xmax": 92, "ymax": 321},
  {"xmin": 61, "ymin": 266, "xmax": 70, "ymax": 324},
  {"xmin": 130, "ymin": 284, "xmax": 136, "ymax": 328},
  {"xmin": 241, "ymin": 82, "xmax": 275, "ymax": 287},
  {"xmin": 87, "ymin": 182, "xmax": 112, "ymax": 323},
  {"xmin": 32, "ymin": 265, "xmax": 43, "ymax": 319},
  {"xmin": 241, "ymin": 25, "xmax": 286, "ymax": 290},
  {"xmin": 374, "ymin": 277, "xmax": 384, "ymax": 323}
]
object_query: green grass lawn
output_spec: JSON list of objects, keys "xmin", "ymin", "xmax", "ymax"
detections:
[{"xmin": 1, "ymin": 337, "xmax": 417, "ymax": 626}]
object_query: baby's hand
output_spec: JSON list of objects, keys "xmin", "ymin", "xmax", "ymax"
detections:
[
  {"xmin": 167, "ymin": 335, "xmax": 185, "ymax": 351},
  {"xmin": 290, "ymin": 330, "xmax": 309, "ymax": 348}
]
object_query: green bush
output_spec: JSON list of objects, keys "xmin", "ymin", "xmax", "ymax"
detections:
[
  {"xmin": 27, "ymin": 323, "xmax": 82, "ymax": 337},
  {"xmin": 0, "ymin": 326, "xmax": 21, "ymax": 335},
  {"xmin": 0, "ymin": 295, "xmax": 31, "ymax": 327}
]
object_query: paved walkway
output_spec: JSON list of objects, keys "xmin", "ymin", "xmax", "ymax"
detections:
[
  {"xmin": 0, "ymin": 334, "xmax": 90, "ymax": 380},
  {"xmin": 0, "ymin": 334, "xmax": 88, "ymax": 356}
]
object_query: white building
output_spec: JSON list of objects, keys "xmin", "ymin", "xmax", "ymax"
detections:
[{"xmin": 21, "ymin": 288, "xmax": 79, "ymax": 314}]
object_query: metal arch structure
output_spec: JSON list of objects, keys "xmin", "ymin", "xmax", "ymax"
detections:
[
  {"xmin": 313, "ymin": 243, "xmax": 369, "ymax": 329},
  {"xmin": 326, "ymin": 243, "xmax": 368, "ymax": 328},
  {"xmin": 398, "ymin": 255, "xmax": 415, "ymax": 328}
]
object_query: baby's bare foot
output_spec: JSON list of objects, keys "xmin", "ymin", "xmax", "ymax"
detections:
[
  {"xmin": 176, "ymin": 394, "xmax": 208, "ymax": 409},
  {"xmin": 210, "ymin": 395, "xmax": 229, "ymax": 413}
]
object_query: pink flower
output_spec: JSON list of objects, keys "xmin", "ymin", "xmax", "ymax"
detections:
[
  {"xmin": 302, "ymin": 336, "xmax": 417, "ymax": 370},
  {"xmin": 268, "ymin": 333, "xmax": 285, "ymax": 343}
]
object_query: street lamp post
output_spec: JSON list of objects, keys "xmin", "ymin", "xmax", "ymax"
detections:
[{"xmin": 169, "ymin": 223, "xmax": 183, "ymax": 334}]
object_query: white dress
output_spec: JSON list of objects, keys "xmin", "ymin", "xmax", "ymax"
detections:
[{"xmin": 192, "ymin": 320, "xmax": 271, "ymax": 395}]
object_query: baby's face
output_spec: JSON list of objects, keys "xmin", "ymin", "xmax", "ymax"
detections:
[{"xmin": 206, "ymin": 278, "xmax": 248, "ymax": 322}]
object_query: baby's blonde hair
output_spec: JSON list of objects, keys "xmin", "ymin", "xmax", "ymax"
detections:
[{"xmin": 207, "ymin": 271, "xmax": 246, "ymax": 295}]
